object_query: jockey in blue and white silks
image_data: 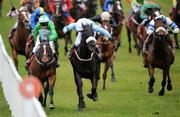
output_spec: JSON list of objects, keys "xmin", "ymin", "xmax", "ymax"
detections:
[
  {"xmin": 103, "ymin": 0, "xmax": 114, "ymax": 13},
  {"xmin": 63, "ymin": 18, "xmax": 112, "ymax": 47},
  {"xmin": 30, "ymin": 7, "xmax": 50, "ymax": 30}
]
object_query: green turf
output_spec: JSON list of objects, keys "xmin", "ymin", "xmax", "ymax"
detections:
[{"xmin": 0, "ymin": 0, "xmax": 180, "ymax": 117}]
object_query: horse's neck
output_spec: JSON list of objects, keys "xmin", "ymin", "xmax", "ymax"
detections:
[
  {"xmin": 78, "ymin": 45, "xmax": 92, "ymax": 59},
  {"xmin": 153, "ymin": 38, "xmax": 169, "ymax": 55},
  {"xmin": 16, "ymin": 20, "xmax": 28, "ymax": 39}
]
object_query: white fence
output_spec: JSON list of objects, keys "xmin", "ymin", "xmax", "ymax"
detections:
[{"xmin": 0, "ymin": 35, "xmax": 47, "ymax": 117}]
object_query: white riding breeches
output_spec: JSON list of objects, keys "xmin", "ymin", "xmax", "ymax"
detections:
[{"xmin": 74, "ymin": 32, "xmax": 82, "ymax": 46}]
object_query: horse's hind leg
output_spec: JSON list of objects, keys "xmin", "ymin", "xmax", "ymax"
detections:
[
  {"xmin": 109, "ymin": 58, "xmax": 115, "ymax": 82},
  {"xmin": 159, "ymin": 68, "xmax": 169, "ymax": 96},
  {"xmin": 148, "ymin": 65, "xmax": 155, "ymax": 93},
  {"xmin": 103, "ymin": 61, "xmax": 109, "ymax": 90},
  {"xmin": 43, "ymin": 81, "xmax": 49, "ymax": 107},
  {"xmin": 74, "ymin": 71, "xmax": 85, "ymax": 110},
  {"xmin": 48, "ymin": 74, "xmax": 56, "ymax": 109},
  {"xmin": 167, "ymin": 71, "xmax": 173, "ymax": 91},
  {"xmin": 12, "ymin": 49, "xmax": 18, "ymax": 70}
]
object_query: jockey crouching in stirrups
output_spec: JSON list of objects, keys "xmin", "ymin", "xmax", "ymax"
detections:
[{"xmin": 26, "ymin": 15, "xmax": 60, "ymax": 68}]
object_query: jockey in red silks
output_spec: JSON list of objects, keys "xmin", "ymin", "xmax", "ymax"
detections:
[{"xmin": 49, "ymin": 0, "xmax": 75, "ymax": 24}]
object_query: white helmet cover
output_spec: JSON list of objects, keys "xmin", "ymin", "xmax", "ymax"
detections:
[
  {"xmin": 101, "ymin": 11, "xmax": 111, "ymax": 21},
  {"xmin": 39, "ymin": 15, "xmax": 49, "ymax": 23}
]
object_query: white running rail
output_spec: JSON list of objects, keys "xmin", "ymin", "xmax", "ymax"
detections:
[{"xmin": 0, "ymin": 35, "xmax": 47, "ymax": 117}]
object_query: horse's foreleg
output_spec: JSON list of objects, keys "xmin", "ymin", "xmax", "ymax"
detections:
[
  {"xmin": 174, "ymin": 33, "xmax": 179, "ymax": 49},
  {"xmin": 12, "ymin": 49, "xmax": 18, "ymax": 70},
  {"xmin": 167, "ymin": 71, "xmax": 173, "ymax": 91},
  {"xmin": 48, "ymin": 74, "xmax": 56, "ymax": 109},
  {"xmin": 74, "ymin": 71, "xmax": 85, "ymax": 110},
  {"xmin": 159, "ymin": 68, "xmax": 169, "ymax": 96},
  {"xmin": 103, "ymin": 61, "xmax": 109, "ymax": 90},
  {"xmin": 148, "ymin": 65, "xmax": 155, "ymax": 93},
  {"xmin": 126, "ymin": 26, "xmax": 132, "ymax": 53},
  {"xmin": 109, "ymin": 58, "xmax": 115, "ymax": 82},
  {"xmin": 43, "ymin": 81, "xmax": 49, "ymax": 107},
  {"xmin": 87, "ymin": 76, "xmax": 98, "ymax": 101}
]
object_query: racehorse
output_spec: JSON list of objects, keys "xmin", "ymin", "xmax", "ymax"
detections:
[
  {"xmin": 0, "ymin": 0, "xmax": 3, "ymax": 17},
  {"xmin": 96, "ymin": 20, "xmax": 116, "ymax": 90},
  {"xmin": 51, "ymin": 1, "xmax": 72, "ymax": 55},
  {"xmin": 112, "ymin": 0, "xmax": 124, "ymax": 51},
  {"xmin": 9, "ymin": 10, "xmax": 30, "ymax": 70},
  {"xmin": 85, "ymin": 0, "xmax": 97, "ymax": 18},
  {"xmin": 170, "ymin": 1, "xmax": 180, "ymax": 49},
  {"xmin": 28, "ymin": 30, "xmax": 57, "ymax": 109},
  {"xmin": 126, "ymin": 11, "xmax": 143, "ymax": 56},
  {"xmin": 69, "ymin": 25, "xmax": 100, "ymax": 110},
  {"xmin": 145, "ymin": 18, "xmax": 174, "ymax": 96}
]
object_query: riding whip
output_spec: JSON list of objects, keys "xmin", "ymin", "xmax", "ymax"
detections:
[{"xmin": 8, "ymin": 0, "xmax": 14, "ymax": 8}]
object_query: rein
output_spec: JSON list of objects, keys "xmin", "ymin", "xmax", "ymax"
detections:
[
  {"xmin": 74, "ymin": 49, "xmax": 94, "ymax": 61},
  {"xmin": 35, "ymin": 56, "xmax": 55, "ymax": 66}
]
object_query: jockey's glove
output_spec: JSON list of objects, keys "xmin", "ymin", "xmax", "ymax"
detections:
[
  {"xmin": 63, "ymin": 26, "xmax": 69, "ymax": 34},
  {"xmin": 173, "ymin": 28, "xmax": 179, "ymax": 34}
]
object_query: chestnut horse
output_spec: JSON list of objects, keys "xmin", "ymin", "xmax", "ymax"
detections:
[
  {"xmin": 28, "ymin": 35, "xmax": 56, "ymax": 109},
  {"xmin": 9, "ymin": 10, "xmax": 30, "ymax": 70},
  {"xmin": 145, "ymin": 18, "xmax": 174, "ymax": 96},
  {"xmin": 170, "ymin": 1, "xmax": 180, "ymax": 49},
  {"xmin": 96, "ymin": 21, "xmax": 116, "ymax": 90},
  {"xmin": 0, "ymin": 0, "xmax": 3, "ymax": 17},
  {"xmin": 69, "ymin": 25, "xmax": 100, "ymax": 110},
  {"xmin": 112, "ymin": 0, "xmax": 124, "ymax": 51}
]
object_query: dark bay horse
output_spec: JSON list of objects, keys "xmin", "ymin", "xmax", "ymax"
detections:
[
  {"xmin": 112, "ymin": 0, "xmax": 124, "ymax": 51},
  {"xmin": 28, "ymin": 34, "xmax": 57, "ymax": 109},
  {"xmin": 9, "ymin": 10, "xmax": 30, "ymax": 70},
  {"xmin": 145, "ymin": 18, "xmax": 174, "ymax": 96},
  {"xmin": 170, "ymin": 1, "xmax": 180, "ymax": 49},
  {"xmin": 126, "ymin": 11, "xmax": 143, "ymax": 56},
  {"xmin": 0, "ymin": 0, "xmax": 3, "ymax": 17},
  {"xmin": 49, "ymin": 2, "xmax": 72, "ymax": 55},
  {"xmin": 96, "ymin": 21, "xmax": 116, "ymax": 90},
  {"xmin": 70, "ymin": 25, "xmax": 100, "ymax": 110}
]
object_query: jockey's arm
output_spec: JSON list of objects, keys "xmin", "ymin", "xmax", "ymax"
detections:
[
  {"xmin": 146, "ymin": 20, "xmax": 155, "ymax": 35},
  {"xmin": 33, "ymin": 23, "xmax": 41, "ymax": 44},
  {"xmin": 92, "ymin": 24, "xmax": 112, "ymax": 39},
  {"xmin": 48, "ymin": 21, "xmax": 58, "ymax": 41},
  {"xmin": 110, "ymin": 18, "xmax": 118, "ymax": 28},
  {"xmin": 165, "ymin": 17, "xmax": 179, "ymax": 31},
  {"xmin": 30, "ymin": 13, "xmax": 36, "ymax": 30},
  {"xmin": 90, "ymin": 15, "xmax": 101, "ymax": 23},
  {"xmin": 63, "ymin": 23, "xmax": 76, "ymax": 33}
]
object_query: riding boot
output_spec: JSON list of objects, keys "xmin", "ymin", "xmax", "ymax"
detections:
[
  {"xmin": 25, "ymin": 52, "xmax": 34, "ymax": 70},
  {"xmin": 54, "ymin": 53, "xmax": 60, "ymax": 68},
  {"xmin": 8, "ymin": 28, "xmax": 16, "ymax": 39}
]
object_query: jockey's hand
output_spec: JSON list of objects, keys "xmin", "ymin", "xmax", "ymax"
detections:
[
  {"xmin": 63, "ymin": 26, "xmax": 69, "ymax": 34},
  {"xmin": 109, "ymin": 36, "xmax": 114, "ymax": 41},
  {"xmin": 11, "ymin": 7, "xmax": 16, "ymax": 11},
  {"xmin": 173, "ymin": 28, "xmax": 179, "ymax": 33}
]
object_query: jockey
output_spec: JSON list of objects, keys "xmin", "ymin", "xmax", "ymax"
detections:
[
  {"xmin": 63, "ymin": 18, "xmax": 112, "ymax": 48},
  {"xmin": 30, "ymin": 7, "xmax": 50, "ymax": 30},
  {"xmin": 49, "ymin": 0, "xmax": 75, "ymax": 24},
  {"xmin": 131, "ymin": 0, "xmax": 145, "ymax": 13},
  {"xmin": 90, "ymin": 11, "xmax": 117, "ymax": 36},
  {"xmin": 74, "ymin": 0, "xmax": 87, "ymax": 11},
  {"xmin": 142, "ymin": 11, "xmax": 179, "ymax": 67},
  {"xmin": 103, "ymin": 0, "xmax": 114, "ymax": 13},
  {"xmin": 26, "ymin": 15, "xmax": 59, "ymax": 67},
  {"xmin": 7, "ymin": 6, "xmax": 31, "ymax": 39}
]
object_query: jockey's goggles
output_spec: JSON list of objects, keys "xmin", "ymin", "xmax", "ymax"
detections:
[{"xmin": 40, "ymin": 22, "xmax": 48, "ymax": 26}]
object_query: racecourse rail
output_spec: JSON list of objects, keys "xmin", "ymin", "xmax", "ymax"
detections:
[{"xmin": 0, "ymin": 35, "xmax": 47, "ymax": 117}]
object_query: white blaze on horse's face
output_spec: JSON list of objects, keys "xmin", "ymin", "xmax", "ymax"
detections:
[
  {"xmin": 116, "ymin": 1, "xmax": 122, "ymax": 11},
  {"xmin": 155, "ymin": 27, "xmax": 168, "ymax": 36},
  {"xmin": 43, "ymin": 44, "xmax": 47, "ymax": 56}
]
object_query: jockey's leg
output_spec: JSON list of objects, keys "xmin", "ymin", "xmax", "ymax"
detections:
[
  {"xmin": 50, "ymin": 41, "xmax": 60, "ymax": 67},
  {"xmin": 64, "ymin": 12, "xmax": 75, "ymax": 24}
]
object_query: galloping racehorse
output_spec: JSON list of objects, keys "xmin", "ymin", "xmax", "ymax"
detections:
[
  {"xmin": 145, "ymin": 18, "xmax": 174, "ymax": 96},
  {"xmin": 96, "ymin": 21, "xmax": 116, "ymax": 90},
  {"xmin": 112, "ymin": 0, "xmax": 124, "ymax": 51},
  {"xmin": 170, "ymin": 1, "xmax": 180, "ymax": 49},
  {"xmin": 126, "ymin": 11, "xmax": 142, "ymax": 56},
  {"xmin": 28, "ymin": 29, "xmax": 57, "ymax": 109},
  {"xmin": 9, "ymin": 10, "xmax": 30, "ymax": 70},
  {"xmin": 51, "ymin": 1, "xmax": 72, "ymax": 55},
  {"xmin": 69, "ymin": 25, "xmax": 100, "ymax": 110}
]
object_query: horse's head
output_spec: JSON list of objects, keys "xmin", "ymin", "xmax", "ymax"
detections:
[
  {"xmin": 153, "ymin": 18, "xmax": 168, "ymax": 42},
  {"xmin": 18, "ymin": 10, "xmax": 30, "ymax": 30},
  {"xmin": 36, "ymin": 29, "xmax": 54, "ymax": 65},
  {"xmin": 80, "ymin": 24, "xmax": 96, "ymax": 52}
]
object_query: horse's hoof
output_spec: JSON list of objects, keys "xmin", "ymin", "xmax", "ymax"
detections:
[
  {"xmin": 93, "ymin": 96, "xmax": 98, "ymax": 102},
  {"xmin": 103, "ymin": 86, "xmax": 106, "ymax": 90},
  {"xmin": 167, "ymin": 84, "xmax": 173, "ymax": 91},
  {"xmin": 158, "ymin": 90, "xmax": 164, "ymax": 96},
  {"xmin": 148, "ymin": 87, "xmax": 154, "ymax": 93},
  {"xmin": 87, "ymin": 93, "xmax": 93, "ymax": 99},
  {"xmin": 49, "ymin": 104, "xmax": 55, "ymax": 109},
  {"xmin": 111, "ymin": 78, "xmax": 116, "ymax": 82},
  {"xmin": 78, "ymin": 102, "xmax": 86, "ymax": 111}
]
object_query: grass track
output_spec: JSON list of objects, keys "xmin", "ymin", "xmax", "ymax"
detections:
[{"xmin": 0, "ymin": 0, "xmax": 180, "ymax": 117}]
